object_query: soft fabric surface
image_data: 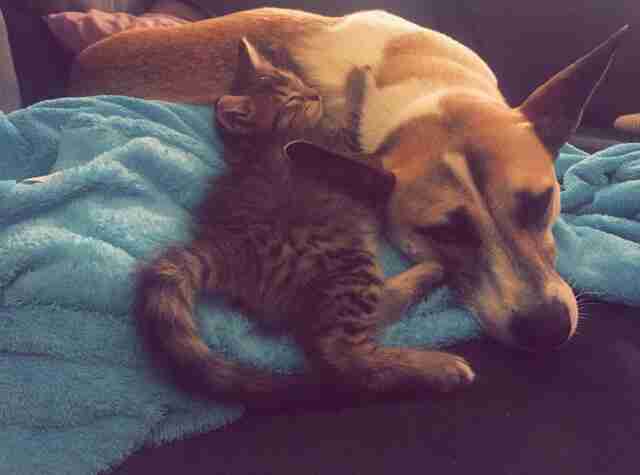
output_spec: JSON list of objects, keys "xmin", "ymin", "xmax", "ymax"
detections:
[
  {"xmin": 45, "ymin": 9, "xmax": 189, "ymax": 54},
  {"xmin": 0, "ymin": 96, "xmax": 639, "ymax": 475}
]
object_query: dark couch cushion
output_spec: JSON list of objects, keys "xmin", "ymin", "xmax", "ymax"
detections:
[
  {"xmin": 114, "ymin": 301, "xmax": 640, "ymax": 475},
  {"xmin": 455, "ymin": 0, "xmax": 640, "ymax": 128},
  {"xmin": 0, "ymin": 1, "xmax": 74, "ymax": 107},
  {"xmin": 0, "ymin": 7, "xmax": 21, "ymax": 112},
  {"xmin": 182, "ymin": 0, "xmax": 438, "ymax": 30}
]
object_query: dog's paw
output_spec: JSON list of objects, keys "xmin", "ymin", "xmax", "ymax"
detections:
[{"xmin": 425, "ymin": 352, "xmax": 475, "ymax": 392}]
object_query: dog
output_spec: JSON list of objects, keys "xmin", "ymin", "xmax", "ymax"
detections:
[{"xmin": 69, "ymin": 8, "xmax": 627, "ymax": 353}]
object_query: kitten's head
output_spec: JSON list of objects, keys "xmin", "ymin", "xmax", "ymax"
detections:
[{"xmin": 216, "ymin": 37, "xmax": 323, "ymax": 137}]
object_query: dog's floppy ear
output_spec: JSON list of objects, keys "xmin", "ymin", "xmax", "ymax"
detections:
[
  {"xmin": 284, "ymin": 140, "xmax": 396, "ymax": 205},
  {"xmin": 518, "ymin": 25, "xmax": 629, "ymax": 153}
]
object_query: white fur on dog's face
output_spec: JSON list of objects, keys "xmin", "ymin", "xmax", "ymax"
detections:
[{"xmin": 380, "ymin": 95, "xmax": 578, "ymax": 351}]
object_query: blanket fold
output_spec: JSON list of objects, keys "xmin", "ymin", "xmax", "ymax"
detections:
[{"xmin": 1, "ymin": 96, "xmax": 638, "ymax": 475}]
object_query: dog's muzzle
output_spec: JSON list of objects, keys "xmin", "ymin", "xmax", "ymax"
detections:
[{"xmin": 509, "ymin": 298, "xmax": 574, "ymax": 351}]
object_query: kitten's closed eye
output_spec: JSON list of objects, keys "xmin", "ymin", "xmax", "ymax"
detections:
[
  {"xmin": 255, "ymin": 75, "xmax": 276, "ymax": 87},
  {"xmin": 216, "ymin": 95, "xmax": 257, "ymax": 135},
  {"xmin": 285, "ymin": 96, "xmax": 303, "ymax": 105}
]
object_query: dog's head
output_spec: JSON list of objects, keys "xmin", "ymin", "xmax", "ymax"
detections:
[{"xmin": 375, "ymin": 27, "xmax": 627, "ymax": 351}]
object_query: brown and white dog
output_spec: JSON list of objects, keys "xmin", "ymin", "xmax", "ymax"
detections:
[{"xmin": 70, "ymin": 9, "xmax": 627, "ymax": 354}]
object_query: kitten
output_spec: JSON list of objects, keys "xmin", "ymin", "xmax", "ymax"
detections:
[
  {"xmin": 134, "ymin": 38, "xmax": 472, "ymax": 409},
  {"xmin": 216, "ymin": 38, "xmax": 323, "ymax": 148},
  {"xmin": 217, "ymin": 36, "xmax": 365, "ymax": 158}
]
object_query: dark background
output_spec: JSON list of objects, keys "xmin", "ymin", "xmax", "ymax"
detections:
[{"xmin": 116, "ymin": 301, "xmax": 640, "ymax": 475}]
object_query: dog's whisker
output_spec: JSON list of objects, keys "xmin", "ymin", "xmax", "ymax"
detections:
[
  {"xmin": 578, "ymin": 303, "xmax": 599, "ymax": 312},
  {"xmin": 578, "ymin": 288, "xmax": 606, "ymax": 298},
  {"xmin": 576, "ymin": 296, "xmax": 599, "ymax": 306},
  {"xmin": 565, "ymin": 275, "xmax": 578, "ymax": 287}
]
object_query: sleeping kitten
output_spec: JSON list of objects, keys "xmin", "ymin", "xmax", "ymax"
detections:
[
  {"xmin": 134, "ymin": 38, "xmax": 473, "ymax": 409},
  {"xmin": 216, "ymin": 36, "xmax": 365, "ymax": 158},
  {"xmin": 216, "ymin": 37, "xmax": 323, "ymax": 148}
]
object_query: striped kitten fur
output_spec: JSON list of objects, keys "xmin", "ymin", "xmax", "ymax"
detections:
[{"xmin": 133, "ymin": 38, "xmax": 470, "ymax": 409}]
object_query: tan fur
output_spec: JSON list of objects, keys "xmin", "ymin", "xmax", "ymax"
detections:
[
  {"xmin": 74, "ymin": 9, "xmax": 627, "ymax": 352},
  {"xmin": 69, "ymin": 9, "xmax": 336, "ymax": 103},
  {"xmin": 69, "ymin": 8, "xmax": 496, "ymax": 142},
  {"xmin": 378, "ymin": 33, "xmax": 498, "ymax": 90}
]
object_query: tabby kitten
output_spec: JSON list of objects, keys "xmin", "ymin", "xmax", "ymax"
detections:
[{"xmin": 134, "ymin": 38, "xmax": 471, "ymax": 409}]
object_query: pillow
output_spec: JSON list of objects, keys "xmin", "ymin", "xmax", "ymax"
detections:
[
  {"xmin": 23, "ymin": 1, "xmax": 155, "ymax": 15},
  {"xmin": 44, "ymin": 9, "xmax": 190, "ymax": 55}
]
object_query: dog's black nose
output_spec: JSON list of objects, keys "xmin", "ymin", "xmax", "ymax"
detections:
[{"xmin": 510, "ymin": 299, "xmax": 573, "ymax": 351}]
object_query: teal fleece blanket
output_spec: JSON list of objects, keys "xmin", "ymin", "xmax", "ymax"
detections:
[{"xmin": 1, "ymin": 96, "xmax": 639, "ymax": 475}]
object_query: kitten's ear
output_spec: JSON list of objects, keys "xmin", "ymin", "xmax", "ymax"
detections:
[
  {"xmin": 284, "ymin": 140, "xmax": 396, "ymax": 205},
  {"xmin": 233, "ymin": 37, "xmax": 271, "ymax": 88}
]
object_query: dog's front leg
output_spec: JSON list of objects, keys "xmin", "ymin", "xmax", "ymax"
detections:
[{"xmin": 374, "ymin": 261, "xmax": 445, "ymax": 328}]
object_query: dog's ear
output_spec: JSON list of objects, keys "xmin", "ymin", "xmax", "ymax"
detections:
[
  {"xmin": 233, "ymin": 37, "xmax": 272, "ymax": 90},
  {"xmin": 518, "ymin": 25, "xmax": 628, "ymax": 153},
  {"xmin": 284, "ymin": 140, "xmax": 396, "ymax": 204}
]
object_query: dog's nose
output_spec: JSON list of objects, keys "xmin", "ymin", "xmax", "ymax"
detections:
[{"xmin": 510, "ymin": 298, "xmax": 573, "ymax": 351}]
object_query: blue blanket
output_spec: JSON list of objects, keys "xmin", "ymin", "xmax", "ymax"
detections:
[{"xmin": 1, "ymin": 96, "xmax": 639, "ymax": 475}]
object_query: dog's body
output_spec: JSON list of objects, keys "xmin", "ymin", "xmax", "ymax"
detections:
[
  {"xmin": 72, "ymin": 8, "xmax": 627, "ymax": 353},
  {"xmin": 69, "ymin": 9, "xmax": 498, "ymax": 152}
]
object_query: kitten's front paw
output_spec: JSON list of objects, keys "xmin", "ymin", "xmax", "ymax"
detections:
[
  {"xmin": 425, "ymin": 352, "xmax": 475, "ymax": 392},
  {"xmin": 21, "ymin": 172, "xmax": 62, "ymax": 185}
]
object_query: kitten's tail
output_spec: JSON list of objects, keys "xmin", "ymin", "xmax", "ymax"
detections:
[{"xmin": 133, "ymin": 244, "xmax": 320, "ymax": 409}]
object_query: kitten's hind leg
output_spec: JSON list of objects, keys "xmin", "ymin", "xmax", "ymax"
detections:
[
  {"xmin": 302, "ymin": 260, "xmax": 474, "ymax": 397},
  {"xmin": 307, "ymin": 329, "xmax": 475, "ymax": 396}
]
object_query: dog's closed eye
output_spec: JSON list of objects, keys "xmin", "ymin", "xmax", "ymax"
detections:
[
  {"xmin": 414, "ymin": 207, "xmax": 481, "ymax": 247},
  {"xmin": 515, "ymin": 187, "xmax": 554, "ymax": 229}
]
